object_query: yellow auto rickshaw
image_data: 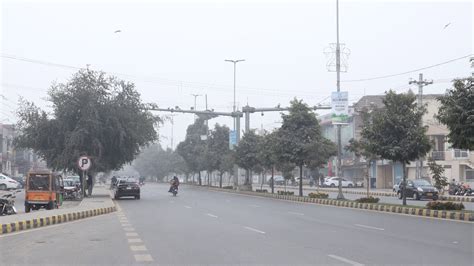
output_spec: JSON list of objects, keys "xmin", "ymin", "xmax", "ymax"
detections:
[{"xmin": 25, "ymin": 171, "xmax": 64, "ymax": 212}]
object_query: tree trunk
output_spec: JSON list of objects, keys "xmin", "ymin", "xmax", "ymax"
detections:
[
  {"xmin": 198, "ymin": 171, "xmax": 202, "ymax": 186},
  {"xmin": 219, "ymin": 172, "xmax": 223, "ymax": 188},
  {"xmin": 402, "ymin": 161, "xmax": 407, "ymax": 206},
  {"xmin": 366, "ymin": 161, "xmax": 371, "ymax": 198},
  {"xmin": 271, "ymin": 167, "xmax": 274, "ymax": 194},
  {"xmin": 299, "ymin": 165, "xmax": 303, "ymax": 197}
]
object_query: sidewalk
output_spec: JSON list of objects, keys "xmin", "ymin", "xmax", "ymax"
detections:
[{"xmin": 0, "ymin": 185, "xmax": 116, "ymax": 235}]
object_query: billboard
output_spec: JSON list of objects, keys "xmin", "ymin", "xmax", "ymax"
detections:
[
  {"xmin": 331, "ymin": 91, "xmax": 349, "ymax": 124},
  {"xmin": 229, "ymin": 130, "xmax": 237, "ymax": 149}
]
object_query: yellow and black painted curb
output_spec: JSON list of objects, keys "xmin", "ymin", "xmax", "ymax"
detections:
[
  {"xmin": 0, "ymin": 206, "xmax": 116, "ymax": 235},
  {"xmin": 308, "ymin": 188, "xmax": 474, "ymax": 202},
  {"xmin": 201, "ymin": 187, "xmax": 474, "ymax": 222}
]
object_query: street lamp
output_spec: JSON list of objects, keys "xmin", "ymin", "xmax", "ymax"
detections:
[{"xmin": 225, "ymin": 59, "xmax": 245, "ymax": 130}]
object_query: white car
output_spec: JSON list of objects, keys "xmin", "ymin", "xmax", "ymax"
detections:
[
  {"xmin": 324, "ymin": 177, "xmax": 354, "ymax": 188},
  {"xmin": 0, "ymin": 174, "xmax": 20, "ymax": 190}
]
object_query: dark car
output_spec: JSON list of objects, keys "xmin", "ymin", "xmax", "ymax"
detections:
[
  {"xmin": 397, "ymin": 179, "xmax": 439, "ymax": 200},
  {"xmin": 113, "ymin": 179, "xmax": 140, "ymax": 200}
]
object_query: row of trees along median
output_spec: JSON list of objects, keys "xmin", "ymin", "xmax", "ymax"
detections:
[{"xmin": 346, "ymin": 77, "xmax": 472, "ymax": 205}]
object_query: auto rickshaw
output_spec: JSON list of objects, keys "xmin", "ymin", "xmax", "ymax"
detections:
[{"xmin": 25, "ymin": 171, "xmax": 64, "ymax": 212}]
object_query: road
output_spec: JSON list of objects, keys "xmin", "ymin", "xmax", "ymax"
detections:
[
  {"xmin": 257, "ymin": 184, "xmax": 474, "ymax": 211},
  {"xmin": 1, "ymin": 183, "xmax": 473, "ymax": 265}
]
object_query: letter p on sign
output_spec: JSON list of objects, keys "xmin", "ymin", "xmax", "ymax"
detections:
[{"xmin": 78, "ymin": 156, "xmax": 92, "ymax": 171}]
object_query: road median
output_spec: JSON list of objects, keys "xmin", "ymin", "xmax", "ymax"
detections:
[
  {"xmin": 0, "ymin": 186, "xmax": 116, "ymax": 235},
  {"xmin": 191, "ymin": 185, "xmax": 474, "ymax": 223}
]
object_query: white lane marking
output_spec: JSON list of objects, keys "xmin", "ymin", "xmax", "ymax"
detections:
[
  {"xmin": 121, "ymin": 223, "xmax": 132, "ymax": 227},
  {"xmin": 244, "ymin": 226, "xmax": 266, "ymax": 234},
  {"xmin": 288, "ymin": 211, "xmax": 304, "ymax": 216},
  {"xmin": 123, "ymin": 227, "xmax": 135, "ymax": 231},
  {"xmin": 126, "ymin": 232, "xmax": 138, "ymax": 237},
  {"xmin": 206, "ymin": 213, "xmax": 218, "ymax": 218},
  {"xmin": 250, "ymin": 204, "xmax": 260, "ymax": 208},
  {"xmin": 134, "ymin": 254, "xmax": 154, "ymax": 262},
  {"xmin": 328, "ymin": 254, "xmax": 364, "ymax": 266},
  {"xmin": 354, "ymin": 224, "xmax": 384, "ymax": 231},
  {"xmin": 452, "ymin": 241, "xmax": 459, "ymax": 244},
  {"xmin": 130, "ymin": 245, "xmax": 147, "ymax": 251},
  {"xmin": 184, "ymin": 205, "xmax": 192, "ymax": 209},
  {"xmin": 127, "ymin": 238, "xmax": 143, "ymax": 243},
  {"xmin": 0, "ymin": 213, "xmax": 113, "ymax": 238}
]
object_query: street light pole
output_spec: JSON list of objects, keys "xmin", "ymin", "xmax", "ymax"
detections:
[
  {"xmin": 191, "ymin": 94, "xmax": 201, "ymax": 121},
  {"xmin": 225, "ymin": 59, "xmax": 245, "ymax": 131},
  {"xmin": 335, "ymin": 0, "xmax": 345, "ymax": 200}
]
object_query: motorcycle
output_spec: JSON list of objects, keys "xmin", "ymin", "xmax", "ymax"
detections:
[
  {"xmin": 0, "ymin": 191, "xmax": 19, "ymax": 216},
  {"xmin": 169, "ymin": 186, "xmax": 178, "ymax": 196}
]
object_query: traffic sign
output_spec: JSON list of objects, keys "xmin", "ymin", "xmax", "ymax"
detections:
[{"xmin": 78, "ymin": 156, "xmax": 92, "ymax": 171}]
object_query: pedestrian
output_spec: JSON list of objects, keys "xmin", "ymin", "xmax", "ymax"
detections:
[{"xmin": 87, "ymin": 175, "xmax": 93, "ymax": 196}]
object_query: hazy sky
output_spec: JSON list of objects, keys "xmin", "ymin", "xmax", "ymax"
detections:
[{"xmin": 1, "ymin": 0, "xmax": 472, "ymax": 149}]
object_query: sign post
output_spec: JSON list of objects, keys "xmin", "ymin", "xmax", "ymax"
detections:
[
  {"xmin": 331, "ymin": 91, "xmax": 349, "ymax": 124},
  {"xmin": 229, "ymin": 130, "xmax": 237, "ymax": 150},
  {"xmin": 78, "ymin": 156, "xmax": 92, "ymax": 197}
]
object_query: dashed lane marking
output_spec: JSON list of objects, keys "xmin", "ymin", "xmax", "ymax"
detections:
[
  {"xmin": 328, "ymin": 254, "xmax": 364, "ymax": 266},
  {"xmin": 206, "ymin": 213, "xmax": 218, "ymax": 218},
  {"xmin": 130, "ymin": 245, "xmax": 148, "ymax": 251},
  {"xmin": 288, "ymin": 211, "xmax": 305, "ymax": 216},
  {"xmin": 184, "ymin": 205, "xmax": 192, "ymax": 209},
  {"xmin": 250, "ymin": 204, "xmax": 260, "ymax": 208},
  {"xmin": 354, "ymin": 224, "xmax": 384, "ymax": 231},
  {"xmin": 121, "ymin": 223, "xmax": 132, "ymax": 227},
  {"xmin": 134, "ymin": 254, "xmax": 154, "ymax": 262},
  {"xmin": 244, "ymin": 226, "xmax": 266, "ymax": 234},
  {"xmin": 126, "ymin": 232, "xmax": 139, "ymax": 237},
  {"xmin": 127, "ymin": 238, "xmax": 143, "ymax": 243},
  {"xmin": 123, "ymin": 227, "xmax": 135, "ymax": 231}
]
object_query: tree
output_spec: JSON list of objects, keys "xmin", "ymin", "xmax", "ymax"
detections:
[
  {"xmin": 427, "ymin": 158, "xmax": 447, "ymax": 193},
  {"xmin": 205, "ymin": 124, "xmax": 233, "ymax": 187},
  {"xmin": 235, "ymin": 130, "xmax": 263, "ymax": 187},
  {"xmin": 345, "ymin": 107, "xmax": 379, "ymax": 197},
  {"xmin": 436, "ymin": 78, "xmax": 474, "ymax": 150},
  {"xmin": 361, "ymin": 90, "xmax": 431, "ymax": 205},
  {"xmin": 15, "ymin": 69, "xmax": 159, "ymax": 191},
  {"xmin": 176, "ymin": 118, "xmax": 208, "ymax": 185},
  {"xmin": 258, "ymin": 131, "xmax": 279, "ymax": 193},
  {"xmin": 273, "ymin": 99, "xmax": 336, "ymax": 196},
  {"xmin": 133, "ymin": 144, "xmax": 184, "ymax": 181}
]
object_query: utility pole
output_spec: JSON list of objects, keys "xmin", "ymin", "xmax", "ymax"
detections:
[
  {"xmin": 409, "ymin": 73, "xmax": 432, "ymax": 179},
  {"xmin": 191, "ymin": 94, "xmax": 201, "ymax": 121},
  {"xmin": 334, "ymin": 0, "xmax": 345, "ymax": 200},
  {"xmin": 225, "ymin": 59, "xmax": 245, "ymax": 189}
]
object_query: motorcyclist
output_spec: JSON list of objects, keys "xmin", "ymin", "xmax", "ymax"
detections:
[{"xmin": 169, "ymin": 176, "xmax": 180, "ymax": 193}]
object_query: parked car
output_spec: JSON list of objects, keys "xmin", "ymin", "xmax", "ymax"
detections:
[
  {"xmin": 67, "ymin": 176, "xmax": 81, "ymax": 186},
  {"xmin": 11, "ymin": 176, "xmax": 25, "ymax": 189},
  {"xmin": 397, "ymin": 179, "xmax": 438, "ymax": 200},
  {"xmin": 113, "ymin": 178, "xmax": 140, "ymax": 199},
  {"xmin": 323, "ymin": 177, "xmax": 354, "ymax": 188},
  {"xmin": 268, "ymin": 176, "xmax": 285, "ymax": 186},
  {"xmin": 0, "ymin": 174, "xmax": 21, "ymax": 190}
]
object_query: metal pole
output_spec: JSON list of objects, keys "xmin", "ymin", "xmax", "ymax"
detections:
[
  {"xmin": 170, "ymin": 115, "xmax": 174, "ymax": 150},
  {"xmin": 335, "ymin": 0, "xmax": 344, "ymax": 200},
  {"xmin": 233, "ymin": 62, "xmax": 237, "ymax": 130}
]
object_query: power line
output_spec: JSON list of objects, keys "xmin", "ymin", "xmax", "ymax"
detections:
[{"xmin": 342, "ymin": 54, "xmax": 473, "ymax": 82}]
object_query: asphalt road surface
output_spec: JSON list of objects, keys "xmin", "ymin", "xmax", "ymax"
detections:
[
  {"xmin": 1, "ymin": 183, "xmax": 473, "ymax": 265},
  {"xmin": 258, "ymin": 184, "xmax": 474, "ymax": 211}
]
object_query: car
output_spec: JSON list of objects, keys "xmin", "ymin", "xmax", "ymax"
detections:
[
  {"xmin": 67, "ymin": 176, "xmax": 81, "ymax": 186},
  {"xmin": 11, "ymin": 176, "xmax": 25, "ymax": 188},
  {"xmin": 268, "ymin": 176, "xmax": 285, "ymax": 186},
  {"xmin": 397, "ymin": 179, "xmax": 438, "ymax": 200},
  {"xmin": 113, "ymin": 178, "xmax": 140, "ymax": 200},
  {"xmin": 323, "ymin": 177, "xmax": 354, "ymax": 188},
  {"xmin": 0, "ymin": 174, "xmax": 21, "ymax": 190}
]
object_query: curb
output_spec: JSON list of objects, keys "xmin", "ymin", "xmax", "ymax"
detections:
[
  {"xmin": 0, "ymin": 206, "xmax": 116, "ymax": 235},
  {"xmin": 272, "ymin": 186, "xmax": 474, "ymax": 202},
  {"xmin": 195, "ymin": 186, "xmax": 474, "ymax": 223}
]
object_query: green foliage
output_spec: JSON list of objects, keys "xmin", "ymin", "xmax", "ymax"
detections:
[
  {"xmin": 14, "ymin": 69, "xmax": 159, "ymax": 173},
  {"xmin": 355, "ymin": 197, "xmax": 380, "ymax": 203},
  {"xmin": 436, "ymin": 78, "xmax": 474, "ymax": 150},
  {"xmin": 258, "ymin": 131, "xmax": 279, "ymax": 171},
  {"xmin": 273, "ymin": 99, "xmax": 335, "ymax": 168},
  {"xmin": 133, "ymin": 144, "xmax": 185, "ymax": 180},
  {"xmin": 277, "ymin": 191, "xmax": 294, "ymax": 195},
  {"xmin": 235, "ymin": 130, "xmax": 263, "ymax": 172},
  {"xmin": 308, "ymin": 192, "xmax": 329, "ymax": 199},
  {"xmin": 176, "ymin": 118, "xmax": 208, "ymax": 175},
  {"xmin": 360, "ymin": 91, "xmax": 431, "ymax": 164},
  {"xmin": 426, "ymin": 201, "xmax": 465, "ymax": 211},
  {"xmin": 427, "ymin": 158, "xmax": 447, "ymax": 191},
  {"xmin": 205, "ymin": 124, "xmax": 233, "ymax": 175}
]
